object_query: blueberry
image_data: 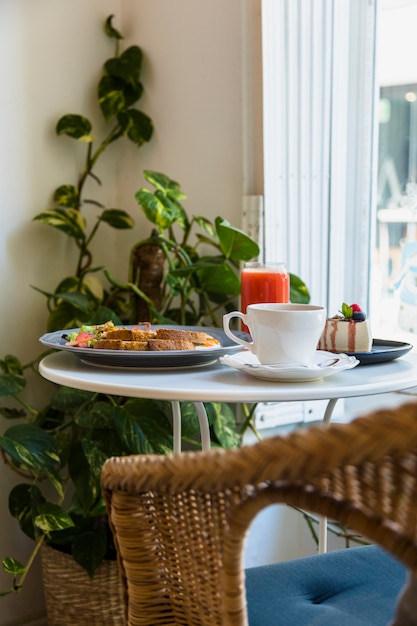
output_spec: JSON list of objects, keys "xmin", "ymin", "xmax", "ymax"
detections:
[{"xmin": 352, "ymin": 311, "xmax": 366, "ymax": 321}]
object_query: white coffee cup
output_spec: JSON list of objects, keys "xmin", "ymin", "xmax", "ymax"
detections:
[{"xmin": 223, "ymin": 303, "xmax": 327, "ymax": 366}]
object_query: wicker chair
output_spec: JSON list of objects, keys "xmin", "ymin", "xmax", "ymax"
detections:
[{"xmin": 101, "ymin": 401, "xmax": 417, "ymax": 626}]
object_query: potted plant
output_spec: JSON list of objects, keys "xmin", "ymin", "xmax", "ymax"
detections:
[{"xmin": 0, "ymin": 14, "xmax": 309, "ymax": 624}]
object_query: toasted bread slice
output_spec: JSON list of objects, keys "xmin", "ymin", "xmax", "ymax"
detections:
[
  {"xmin": 147, "ymin": 339, "xmax": 195, "ymax": 351},
  {"xmin": 93, "ymin": 339, "xmax": 125, "ymax": 350},
  {"xmin": 155, "ymin": 328, "xmax": 208, "ymax": 345},
  {"xmin": 105, "ymin": 329, "xmax": 156, "ymax": 341},
  {"xmin": 93, "ymin": 339, "xmax": 148, "ymax": 351},
  {"xmin": 120, "ymin": 341, "xmax": 149, "ymax": 351}
]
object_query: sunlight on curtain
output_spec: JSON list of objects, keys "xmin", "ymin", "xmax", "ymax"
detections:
[{"xmin": 261, "ymin": 0, "xmax": 377, "ymax": 313}]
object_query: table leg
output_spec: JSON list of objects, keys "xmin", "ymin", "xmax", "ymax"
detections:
[
  {"xmin": 319, "ymin": 398, "xmax": 339, "ymax": 552},
  {"xmin": 171, "ymin": 401, "xmax": 211, "ymax": 453},
  {"xmin": 319, "ymin": 517, "xmax": 328, "ymax": 553},
  {"xmin": 323, "ymin": 398, "xmax": 338, "ymax": 424},
  {"xmin": 193, "ymin": 402, "xmax": 211, "ymax": 452},
  {"xmin": 172, "ymin": 401, "xmax": 182, "ymax": 453}
]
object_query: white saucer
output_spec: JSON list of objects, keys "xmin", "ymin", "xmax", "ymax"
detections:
[{"xmin": 219, "ymin": 350, "xmax": 359, "ymax": 382}]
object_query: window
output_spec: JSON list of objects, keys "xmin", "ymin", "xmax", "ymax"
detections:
[
  {"xmin": 260, "ymin": 0, "xmax": 417, "ymax": 347},
  {"xmin": 248, "ymin": 0, "xmax": 377, "ymax": 428},
  {"xmin": 261, "ymin": 0, "xmax": 377, "ymax": 316}
]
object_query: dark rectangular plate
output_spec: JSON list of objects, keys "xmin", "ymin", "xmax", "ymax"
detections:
[{"xmin": 345, "ymin": 339, "xmax": 413, "ymax": 365}]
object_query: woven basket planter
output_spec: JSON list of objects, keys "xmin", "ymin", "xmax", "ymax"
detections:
[{"xmin": 41, "ymin": 544, "xmax": 125, "ymax": 626}]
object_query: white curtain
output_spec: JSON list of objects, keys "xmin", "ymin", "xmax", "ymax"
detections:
[{"xmin": 261, "ymin": 0, "xmax": 377, "ymax": 312}]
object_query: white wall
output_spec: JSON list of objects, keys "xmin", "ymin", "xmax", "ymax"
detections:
[{"xmin": 0, "ymin": 1, "xmax": 261, "ymax": 623}]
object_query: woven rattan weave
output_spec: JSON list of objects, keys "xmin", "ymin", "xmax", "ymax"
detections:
[
  {"xmin": 102, "ymin": 401, "xmax": 417, "ymax": 626},
  {"xmin": 41, "ymin": 544, "xmax": 124, "ymax": 626}
]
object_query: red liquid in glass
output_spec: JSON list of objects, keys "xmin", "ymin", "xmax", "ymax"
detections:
[{"xmin": 240, "ymin": 268, "xmax": 290, "ymax": 332}]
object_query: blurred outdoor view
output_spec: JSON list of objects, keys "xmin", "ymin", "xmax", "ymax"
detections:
[{"xmin": 373, "ymin": 0, "xmax": 417, "ymax": 345}]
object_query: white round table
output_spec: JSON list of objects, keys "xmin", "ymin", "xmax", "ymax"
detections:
[
  {"xmin": 39, "ymin": 350, "xmax": 417, "ymax": 552},
  {"xmin": 39, "ymin": 350, "xmax": 417, "ymax": 446}
]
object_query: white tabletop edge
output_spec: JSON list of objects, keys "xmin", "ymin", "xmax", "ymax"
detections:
[{"xmin": 39, "ymin": 351, "xmax": 417, "ymax": 403}]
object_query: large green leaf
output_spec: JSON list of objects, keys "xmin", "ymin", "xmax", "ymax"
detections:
[
  {"xmin": 52, "ymin": 276, "xmax": 103, "ymax": 306},
  {"xmin": 81, "ymin": 276, "xmax": 104, "ymax": 302},
  {"xmin": 33, "ymin": 208, "xmax": 86, "ymax": 240},
  {"xmin": 155, "ymin": 190, "xmax": 187, "ymax": 228},
  {"xmin": 135, "ymin": 188, "xmax": 180, "ymax": 230},
  {"xmin": 100, "ymin": 208, "xmax": 134, "ymax": 229},
  {"xmin": 50, "ymin": 387, "xmax": 93, "ymax": 412},
  {"xmin": 0, "ymin": 407, "xmax": 26, "ymax": 419},
  {"xmin": 117, "ymin": 109, "xmax": 153, "ymax": 147},
  {"xmin": 50, "ymin": 431, "xmax": 72, "ymax": 468},
  {"xmin": 194, "ymin": 215, "xmax": 216, "ymax": 237},
  {"xmin": 53, "ymin": 185, "xmax": 79, "ymax": 208},
  {"xmin": 54, "ymin": 276, "xmax": 79, "ymax": 293},
  {"xmin": 98, "ymin": 75, "xmax": 142, "ymax": 120},
  {"xmin": 0, "ymin": 424, "xmax": 59, "ymax": 474},
  {"xmin": 53, "ymin": 291, "xmax": 92, "ymax": 313},
  {"xmin": 105, "ymin": 45, "xmax": 142, "ymax": 83},
  {"xmin": 98, "ymin": 75, "xmax": 127, "ymax": 119},
  {"xmin": 195, "ymin": 260, "xmax": 241, "ymax": 295},
  {"xmin": 163, "ymin": 402, "xmax": 238, "ymax": 449},
  {"xmin": 0, "ymin": 355, "xmax": 23, "ymax": 376},
  {"xmin": 176, "ymin": 402, "xmax": 201, "ymax": 438},
  {"xmin": 45, "ymin": 302, "xmax": 86, "ymax": 332},
  {"xmin": 123, "ymin": 399, "xmax": 173, "ymax": 453},
  {"xmin": 215, "ymin": 217, "xmax": 260, "ymax": 261},
  {"xmin": 34, "ymin": 503, "xmax": 75, "ymax": 534},
  {"xmin": 207, "ymin": 403, "xmax": 239, "ymax": 448},
  {"xmin": 0, "ymin": 373, "xmax": 25, "ymax": 397},
  {"xmin": 2, "ymin": 557, "xmax": 25, "ymax": 577},
  {"xmin": 111, "ymin": 405, "xmax": 151, "ymax": 454},
  {"xmin": 0, "ymin": 427, "xmax": 63, "ymax": 497},
  {"xmin": 56, "ymin": 114, "xmax": 94, "ymax": 142},
  {"xmin": 87, "ymin": 306, "xmax": 122, "ymax": 326},
  {"xmin": 72, "ymin": 527, "xmax": 107, "ymax": 579},
  {"xmin": 56, "ymin": 113, "xmax": 94, "ymax": 142},
  {"xmin": 195, "ymin": 233, "xmax": 221, "ymax": 251},
  {"xmin": 77, "ymin": 428, "xmax": 125, "ymax": 462},
  {"xmin": 55, "ymin": 278, "xmax": 97, "ymax": 305},
  {"xmin": 81, "ymin": 438, "xmax": 109, "ymax": 483},
  {"xmin": 290, "ymin": 273, "xmax": 310, "ymax": 303},
  {"xmin": 75, "ymin": 401, "xmax": 113, "ymax": 429},
  {"xmin": 9, "ymin": 484, "xmax": 46, "ymax": 540},
  {"xmin": 43, "ymin": 297, "xmax": 110, "ymax": 332},
  {"xmin": 68, "ymin": 442, "xmax": 100, "ymax": 514},
  {"xmin": 143, "ymin": 170, "xmax": 187, "ymax": 202}
]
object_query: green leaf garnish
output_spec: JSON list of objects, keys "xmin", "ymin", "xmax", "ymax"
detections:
[{"xmin": 341, "ymin": 303, "xmax": 353, "ymax": 318}]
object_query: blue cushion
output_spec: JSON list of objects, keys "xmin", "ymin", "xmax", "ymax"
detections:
[{"xmin": 245, "ymin": 545, "xmax": 407, "ymax": 625}]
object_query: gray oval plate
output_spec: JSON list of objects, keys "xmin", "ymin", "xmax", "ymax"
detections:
[{"xmin": 39, "ymin": 325, "xmax": 248, "ymax": 368}]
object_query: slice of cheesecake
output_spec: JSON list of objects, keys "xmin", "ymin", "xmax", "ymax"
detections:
[{"xmin": 318, "ymin": 303, "xmax": 372, "ymax": 353}]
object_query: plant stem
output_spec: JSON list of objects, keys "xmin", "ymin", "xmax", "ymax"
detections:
[
  {"xmin": 0, "ymin": 535, "xmax": 46, "ymax": 596},
  {"xmin": 77, "ymin": 125, "xmax": 121, "ymax": 199},
  {"xmin": 13, "ymin": 396, "xmax": 38, "ymax": 419},
  {"xmin": 238, "ymin": 403, "xmax": 262, "ymax": 441},
  {"xmin": 73, "ymin": 124, "xmax": 124, "ymax": 278}
]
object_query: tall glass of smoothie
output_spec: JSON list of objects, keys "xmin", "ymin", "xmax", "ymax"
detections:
[{"xmin": 240, "ymin": 262, "xmax": 290, "ymax": 332}]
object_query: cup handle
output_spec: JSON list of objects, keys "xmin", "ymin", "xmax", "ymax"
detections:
[{"xmin": 223, "ymin": 312, "xmax": 253, "ymax": 349}]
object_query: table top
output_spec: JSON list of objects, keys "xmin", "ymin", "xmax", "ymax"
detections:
[{"xmin": 39, "ymin": 351, "xmax": 417, "ymax": 403}]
